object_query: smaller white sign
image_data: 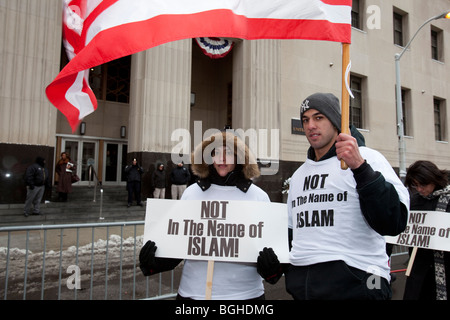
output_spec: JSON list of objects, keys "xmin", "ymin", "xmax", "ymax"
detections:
[
  {"xmin": 385, "ymin": 210, "xmax": 450, "ymax": 252},
  {"xmin": 144, "ymin": 199, "xmax": 290, "ymax": 263}
]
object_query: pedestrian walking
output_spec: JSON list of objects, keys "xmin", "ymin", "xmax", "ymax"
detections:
[
  {"xmin": 55, "ymin": 152, "xmax": 75, "ymax": 202},
  {"xmin": 125, "ymin": 158, "xmax": 144, "ymax": 207},
  {"xmin": 24, "ymin": 157, "xmax": 50, "ymax": 216}
]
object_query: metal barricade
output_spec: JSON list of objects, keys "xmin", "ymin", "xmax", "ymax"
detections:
[
  {"xmin": 391, "ymin": 244, "xmax": 410, "ymax": 257},
  {"xmin": 1, "ymin": 220, "xmax": 411, "ymax": 300},
  {"xmin": 0, "ymin": 221, "xmax": 178, "ymax": 300}
]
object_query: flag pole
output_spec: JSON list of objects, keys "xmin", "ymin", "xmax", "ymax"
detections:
[
  {"xmin": 205, "ymin": 260, "xmax": 214, "ymax": 300},
  {"xmin": 341, "ymin": 42, "xmax": 350, "ymax": 170}
]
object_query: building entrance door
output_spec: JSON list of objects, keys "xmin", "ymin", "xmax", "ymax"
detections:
[
  {"xmin": 61, "ymin": 139, "xmax": 98, "ymax": 185},
  {"xmin": 103, "ymin": 142, "xmax": 128, "ymax": 185}
]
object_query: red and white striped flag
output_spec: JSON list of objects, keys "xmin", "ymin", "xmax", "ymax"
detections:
[{"xmin": 47, "ymin": 0, "xmax": 352, "ymax": 131}]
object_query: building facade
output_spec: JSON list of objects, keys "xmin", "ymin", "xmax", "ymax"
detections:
[{"xmin": 1, "ymin": 0, "xmax": 449, "ymax": 203}]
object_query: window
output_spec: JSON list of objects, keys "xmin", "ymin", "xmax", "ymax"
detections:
[
  {"xmin": 431, "ymin": 27, "xmax": 444, "ymax": 62},
  {"xmin": 431, "ymin": 30, "xmax": 438, "ymax": 60},
  {"xmin": 89, "ymin": 55, "xmax": 131, "ymax": 103},
  {"xmin": 393, "ymin": 12, "xmax": 404, "ymax": 46},
  {"xmin": 60, "ymin": 42, "xmax": 131, "ymax": 104},
  {"xmin": 434, "ymin": 98, "xmax": 447, "ymax": 141},
  {"xmin": 396, "ymin": 88, "xmax": 411, "ymax": 136},
  {"xmin": 351, "ymin": 0, "xmax": 362, "ymax": 30},
  {"xmin": 349, "ymin": 75, "xmax": 363, "ymax": 128}
]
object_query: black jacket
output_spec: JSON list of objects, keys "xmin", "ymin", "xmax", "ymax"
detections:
[
  {"xmin": 152, "ymin": 165, "xmax": 166, "ymax": 188},
  {"xmin": 171, "ymin": 165, "xmax": 190, "ymax": 185},
  {"xmin": 125, "ymin": 164, "xmax": 144, "ymax": 182},
  {"xmin": 24, "ymin": 157, "xmax": 50, "ymax": 188}
]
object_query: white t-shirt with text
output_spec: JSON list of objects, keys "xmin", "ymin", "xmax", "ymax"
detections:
[
  {"xmin": 287, "ymin": 147, "xmax": 409, "ymax": 281},
  {"xmin": 178, "ymin": 183, "xmax": 270, "ymax": 300}
]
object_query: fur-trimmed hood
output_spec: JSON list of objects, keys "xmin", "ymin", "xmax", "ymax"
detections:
[{"xmin": 191, "ymin": 131, "xmax": 260, "ymax": 180}]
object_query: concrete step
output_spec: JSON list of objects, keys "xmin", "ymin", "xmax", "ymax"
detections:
[{"xmin": 53, "ymin": 185, "xmax": 129, "ymax": 202}]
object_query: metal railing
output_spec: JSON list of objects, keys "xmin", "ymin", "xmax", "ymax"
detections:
[
  {"xmin": 88, "ymin": 165, "xmax": 102, "ymax": 202},
  {"xmin": 0, "ymin": 221, "xmax": 178, "ymax": 300},
  {"xmin": 390, "ymin": 244, "xmax": 409, "ymax": 257},
  {"xmin": 1, "ymin": 219, "xmax": 410, "ymax": 300},
  {"xmin": 88, "ymin": 165, "xmax": 105, "ymax": 219}
]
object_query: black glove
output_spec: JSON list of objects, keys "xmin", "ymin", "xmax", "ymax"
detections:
[
  {"xmin": 139, "ymin": 240, "xmax": 182, "ymax": 276},
  {"xmin": 139, "ymin": 240, "xmax": 157, "ymax": 276},
  {"xmin": 257, "ymin": 247, "xmax": 283, "ymax": 284}
]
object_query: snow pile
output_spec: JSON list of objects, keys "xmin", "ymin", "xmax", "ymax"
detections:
[{"xmin": 0, "ymin": 234, "xmax": 148, "ymax": 299}]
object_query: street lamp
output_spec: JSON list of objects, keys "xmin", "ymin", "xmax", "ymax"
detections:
[{"xmin": 395, "ymin": 10, "xmax": 450, "ymax": 181}]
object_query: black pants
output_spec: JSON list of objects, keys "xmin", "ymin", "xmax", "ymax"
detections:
[
  {"xmin": 127, "ymin": 181, "xmax": 141, "ymax": 204},
  {"xmin": 285, "ymin": 260, "xmax": 391, "ymax": 300}
]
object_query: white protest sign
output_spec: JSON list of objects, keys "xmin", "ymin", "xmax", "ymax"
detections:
[
  {"xmin": 144, "ymin": 199, "xmax": 290, "ymax": 263},
  {"xmin": 385, "ymin": 210, "xmax": 450, "ymax": 251}
]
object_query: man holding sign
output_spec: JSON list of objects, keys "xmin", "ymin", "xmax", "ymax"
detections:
[
  {"xmin": 258, "ymin": 93, "xmax": 410, "ymax": 299},
  {"xmin": 140, "ymin": 130, "xmax": 283, "ymax": 300},
  {"xmin": 402, "ymin": 161, "xmax": 450, "ymax": 300}
]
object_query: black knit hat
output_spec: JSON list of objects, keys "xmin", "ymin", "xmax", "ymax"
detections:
[{"xmin": 300, "ymin": 93, "xmax": 341, "ymax": 132}]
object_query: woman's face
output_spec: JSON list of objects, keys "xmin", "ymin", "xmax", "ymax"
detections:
[
  {"xmin": 412, "ymin": 180, "xmax": 435, "ymax": 197},
  {"xmin": 212, "ymin": 146, "xmax": 236, "ymax": 177}
]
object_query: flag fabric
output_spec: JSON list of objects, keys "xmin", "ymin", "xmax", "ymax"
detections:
[
  {"xmin": 47, "ymin": 0, "xmax": 352, "ymax": 131},
  {"xmin": 195, "ymin": 37, "xmax": 235, "ymax": 59}
]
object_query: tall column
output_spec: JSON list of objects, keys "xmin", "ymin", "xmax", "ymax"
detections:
[
  {"xmin": 232, "ymin": 40, "xmax": 281, "ymax": 131},
  {"xmin": 0, "ymin": 0, "xmax": 60, "ymax": 203},
  {"xmin": 0, "ymin": 0, "xmax": 60, "ymax": 146},
  {"xmin": 232, "ymin": 40, "xmax": 281, "ymax": 167},
  {"xmin": 128, "ymin": 40, "xmax": 192, "ymax": 154}
]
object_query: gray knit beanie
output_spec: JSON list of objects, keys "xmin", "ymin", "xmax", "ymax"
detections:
[{"xmin": 300, "ymin": 93, "xmax": 341, "ymax": 132}]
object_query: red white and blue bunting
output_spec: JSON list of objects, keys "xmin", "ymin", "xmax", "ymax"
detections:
[{"xmin": 195, "ymin": 37, "xmax": 234, "ymax": 59}]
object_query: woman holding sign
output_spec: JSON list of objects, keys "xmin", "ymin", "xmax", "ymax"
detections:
[
  {"xmin": 139, "ymin": 130, "xmax": 270, "ymax": 300},
  {"xmin": 403, "ymin": 160, "xmax": 450, "ymax": 300}
]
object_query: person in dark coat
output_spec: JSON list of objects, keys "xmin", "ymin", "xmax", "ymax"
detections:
[
  {"xmin": 55, "ymin": 152, "xmax": 75, "ymax": 202},
  {"xmin": 24, "ymin": 157, "xmax": 50, "ymax": 216},
  {"xmin": 170, "ymin": 161, "xmax": 190, "ymax": 199},
  {"xmin": 152, "ymin": 163, "xmax": 166, "ymax": 199},
  {"xmin": 125, "ymin": 158, "xmax": 144, "ymax": 207},
  {"xmin": 403, "ymin": 160, "xmax": 450, "ymax": 300}
]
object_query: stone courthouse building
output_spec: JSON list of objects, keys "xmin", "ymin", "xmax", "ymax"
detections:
[{"xmin": 1, "ymin": 0, "xmax": 449, "ymax": 203}]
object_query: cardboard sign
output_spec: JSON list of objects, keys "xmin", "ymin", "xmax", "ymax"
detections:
[
  {"xmin": 144, "ymin": 199, "xmax": 290, "ymax": 263},
  {"xmin": 385, "ymin": 210, "xmax": 450, "ymax": 252}
]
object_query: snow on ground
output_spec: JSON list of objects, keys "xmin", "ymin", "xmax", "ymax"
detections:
[{"xmin": 0, "ymin": 234, "xmax": 179, "ymax": 300}]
